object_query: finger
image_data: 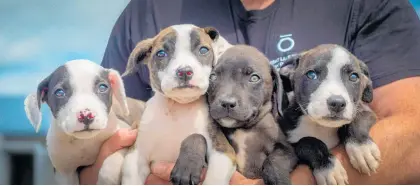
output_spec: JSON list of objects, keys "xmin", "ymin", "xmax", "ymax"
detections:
[
  {"xmin": 229, "ymin": 171, "xmax": 262, "ymax": 185},
  {"xmin": 145, "ymin": 174, "xmax": 172, "ymax": 185},
  {"xmin": 151, "ymin": 162, "xmax": 175, "ymax": 181},
  {"xmin": 103, "ymin": 129, "xmax": 137, "ymax": 153}
]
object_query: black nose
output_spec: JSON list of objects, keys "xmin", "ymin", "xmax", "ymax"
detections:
[
  {"xmin": 220, "ymin": 97, "xmax": 237, "ymax": 110},
  {"xmin": 176, "ymin": 66, "xmax": 194, "ymax": 81},
  {"xmin": 327, "ymin": 95, "xmax": 346, "ymax": 113}
]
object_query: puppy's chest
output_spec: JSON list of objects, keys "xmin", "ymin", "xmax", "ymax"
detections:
[
  {"xmin": 228, "ymin": 127, "xmax": 276, "ymax": 178},
  {"xmin": 287, "ymin": 116, "xmax": 339, "ymax": 149},
  {"xmin": 47, "ymin": 133, "xmax": 103, "ymax": 172},
  {"xmin": 137, "ymin": 96, "xmax": 210, "ymax": 162}
]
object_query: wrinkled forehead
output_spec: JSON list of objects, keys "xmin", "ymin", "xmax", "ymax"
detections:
[
  {"xmin": 49, "ymin": 61, "xmax": 107, "ymax": 91},
  {"xmin": 154, "ymin": 25, "xmax": 213, "ymax": 51},
  {"xmin": 300, "ymin": 46, "xmax": 360, "ymax": 72},
  {"xmin": 216, "ymin": 45, "xmax": 270, "ymax": 73}
]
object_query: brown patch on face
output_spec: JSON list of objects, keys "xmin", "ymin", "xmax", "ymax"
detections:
[{"xmin": 189, "ymin": 27, "xmax": 216, "ymax": 67}]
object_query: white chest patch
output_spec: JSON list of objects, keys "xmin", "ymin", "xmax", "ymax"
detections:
[
  {"xmin": 135, "ymin": 94, "xmax": 211, "ymax": 162},
  {"xmin": 288, "ymin": 116, "xmax": 339, "ymax": 149}
]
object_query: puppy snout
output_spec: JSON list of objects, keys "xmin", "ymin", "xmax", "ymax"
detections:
[
  {"xmin": 327, "ymin": 95, "xmax": 346, "ymax": 113},
  {"xmin": 220, "ymin": 97, "xmax": 237, "ymax": 110},
  {"xmin": 77, "ymin": 109, "xmax": 95, "ymax": 125},
  {"xmin": 176, "ymin": 66, "xmax": 194, "ymax": 81}
]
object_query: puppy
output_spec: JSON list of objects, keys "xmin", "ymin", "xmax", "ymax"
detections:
[
  {"xmin": 278, "ymin": 44, "xmax": 381, "ymax": 185},
  {"xmin": 207, "ymin": 45, "xmax": 297, "ymax": 184},
  {"xmin": 24, "ymin": 59, "xmax": 131, "ymax": 184},
  {"xmin": 121, "ymin": 24, "xmax": 236, "ymax": 185}
]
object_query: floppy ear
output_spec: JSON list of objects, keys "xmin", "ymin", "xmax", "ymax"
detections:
[
  {"xmin": 270, "ymin": 65, "xmax": 287, "ymax": 118},
  {"xmin": 24, "ymin": 75, "xmax": 51, "ymax": 133},
  {"xmin": 279, "ymin": 53, "xmax": 301, "ymax": 92},
  {"xmin": 204, "ymin": 26, "xmax": 232, "ymax": 65},
  {"xmin": 123, "ymin": 38, "xmax": 154, "ymax": 77},
  {"xmin": 359, "ymin": 60, "xmax": 373, "ymax": 103},
  {"xmin": 108, "ymin": 69, "xmax": 130, "ymax": 116}
]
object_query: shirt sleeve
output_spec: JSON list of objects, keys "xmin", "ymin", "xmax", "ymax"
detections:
[
  {"xmin": 349, "ymin": 0, "xmax": 420, "ymax": 88},
  {"xmin": 101, "ymin": 0, "xmax": 153, "ymax": 101}
]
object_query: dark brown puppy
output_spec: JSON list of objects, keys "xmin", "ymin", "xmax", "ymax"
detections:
[{"xmin": 207, "ymin": 45, "xmax": 297, "ymax": 184}]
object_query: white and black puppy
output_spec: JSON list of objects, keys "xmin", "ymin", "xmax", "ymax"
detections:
[
  {"xmin": 24, "ymin": 59, "xmax": 131, "ymax": 185},
  {"xmin": 278, "ymin": 44, "xmax": 381, "ymax": 185},
  {"xmin": 121, "ymin": 24, "xmax": 236, "ymax": 185},
  {"xmin": 207, "ymin": 45, "xmax": 297, "ymax": 184}
]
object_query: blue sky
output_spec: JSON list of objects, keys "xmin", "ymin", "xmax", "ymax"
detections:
[{"xmin": 0, "ymin": 0, "xmax": 130, "ymax": 96}]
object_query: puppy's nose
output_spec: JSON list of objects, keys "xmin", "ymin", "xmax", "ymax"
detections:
[
  {"xmin": 77, "ymin": 109, "xmax": 95, "ymax": 125},
  {"xmin": 176, "ymin": 66, "xmax": 194, "ymax": 81},
  {"xmin": 327, "ymin": 95, "xmax": 346, "ymax": 113},
  {"xmin": 220, "ymin": 97, "xmax": 237, "ymax": 110}
]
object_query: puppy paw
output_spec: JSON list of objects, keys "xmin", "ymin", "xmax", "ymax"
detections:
[
  {"xmin": 345, "ymin": 140, "xmax": 381, "ymax": 175},
  {"xmin": 170, "ymin": 156, "xmax": 205, "ymax": 185},
  {"xmin": 313, "ymin": 157, "xmax": 348, "ymax": 185}
]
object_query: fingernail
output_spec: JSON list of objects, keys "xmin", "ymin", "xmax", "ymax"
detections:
[{"xmin": 151, "ymin": 162, "xmax": 165, "ymax": 173}]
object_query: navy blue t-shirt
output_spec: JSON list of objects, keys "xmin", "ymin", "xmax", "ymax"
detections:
[{"xmin": 102, "ymin": 0, "xmax": 420, "ymax": 101}]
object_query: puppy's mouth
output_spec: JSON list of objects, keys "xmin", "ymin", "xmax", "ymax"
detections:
[{"xmin": 175, "ymin": 84, "xmax": 199, "ymax": 89}]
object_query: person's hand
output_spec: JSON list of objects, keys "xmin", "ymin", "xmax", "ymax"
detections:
[
  {"xmin": 146, "ymin": 162, "xmax": 263, "ymax": 185},
  {"xmin": 79, "ymin": 128, "xmax": 137, "ymax": 185},
  {"xmin": 147, "ymin": 162, "xmax": 325, "ymax": 185},
  {"xmin": 290, "ymin": 164, "xmax": 316, "ymax": 184}
]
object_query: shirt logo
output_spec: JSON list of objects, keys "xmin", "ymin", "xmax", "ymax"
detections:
[{"xmin": 270, "ymin": 33, "xmax": 297, "ymax": 69}]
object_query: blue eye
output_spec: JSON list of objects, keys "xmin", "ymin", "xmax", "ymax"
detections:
[
  {"xmin": 98, "ymin": 84, "xmax": 109, "ymax": 93},
  {"xmin": 199, "ymin": 47, "xmax": 209, "ymax": 55},
  {"xmin": 54, "ymin": 89, "xmax": 65, "ymax": 97},
  {"xmin": 306, "ymin": 70, "xmax": 318, "ymax": 80},
  {"xmin": 156, "ymin": 50, "xmax": 167, "ymax": 58},
  {"xmin": 349, "ymin": 73, "xmax": 359, "ymax": 82}
]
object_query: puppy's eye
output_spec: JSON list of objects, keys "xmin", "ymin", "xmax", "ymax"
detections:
[
  {"xmin": 249, "ymin": 74, "xmax": 260, "ymax": 82},
  {"xmin": 156, "ymin": 50, "xmax": 167, "ymax": 58},
  {"xmin": 306, "ymin": 70, "xmax": 318, "ymax": 80},
  {"xmin": 199, "ymin": 47, "xmax": 209, "ymax": 55},
  {"xmin": 98, "ymin": 83, "xmax": 109, "ymax": 93},
  {"xmin": 54, "ymin": 89, "xmax": 65, "ymax": 98},
  {"xmin": 209, "ymin": 73, "xmax": 217, "ymax": 81},
  {"xmin": 349, "ymin": 73, "xmax": 359, "ymax": 82}
]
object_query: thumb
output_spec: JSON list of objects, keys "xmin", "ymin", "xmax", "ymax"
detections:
[{"xmin": 150, "ymin": 162, "xmax": 175, "ymax": 181}]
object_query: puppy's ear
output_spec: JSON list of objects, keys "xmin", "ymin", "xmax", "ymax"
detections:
[
  {"xmin": 279, "ymin": 53, "xmax": 302, "ymax": 92},
  {"xmin": 359, "ymin": 60, "xmax": 373, "ymax": 103},
  {"xmin": 24, "ymin": 75, "xmax": 51, "ymax": 133},
  {"xmin": 107, "ymin": 69, "xmax": 130, "ymax": 116},
  {"xmin": 123, "ymin": 38, "xmax": 154, "ymax": 77},
  {"xmin": 204, "ymin": 26, "xmax": 232, "ymax": 65},
  {"xmin": 270, "ymin": 65, "xmax": 288, "ymax": 118}
]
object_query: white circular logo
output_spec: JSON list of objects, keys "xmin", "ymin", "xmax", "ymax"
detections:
[{"xmin": 277, "ymin": 34, "xmax": 295, "ymax": 53}]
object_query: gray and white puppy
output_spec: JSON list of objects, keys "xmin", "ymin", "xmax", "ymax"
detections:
[
  {"xmin": 278, "ymin": 44, "xmax": 381, "ymax": 185},
  {"xmin": 24, "ymin": 59, "xmax": 131, "ymax": 185},
  {"xmin": 207, "ymin": 45, "xmax": 297, "ymax": 184},
  {"xmin": 121, "ymin": 24, "xmax": 236, "ymax": 185}
]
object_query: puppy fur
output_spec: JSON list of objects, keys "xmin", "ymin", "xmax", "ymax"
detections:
[
  {"xmin": 24, "ymin": 59, "xmax": 131, "ymax": 184},
  {"xmin": 278, "ymin": 44, "xmax": 381, "ymax": 185},
  {"xmin": 207, "ymin": 45, "xmax": 297, "ymax": 184},
  {"xmin": 121, "ymin": 24, "xmax": 236, "ymax": 185}
]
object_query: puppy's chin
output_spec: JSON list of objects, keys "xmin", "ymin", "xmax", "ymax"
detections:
[
  {"xmin": 162, "ymin": 86, "xmax": 207, "ymax": 104},
  {"xmin": 218, "ymin": 118, "xmax": 239, "ymax": 128},
  {"xmin": 70, "ymin": 129, "xmax": 102, "ymax": 139},
  {"xmin": 310, "ymin": 116, "xmax": 350, "ymax": 128}
]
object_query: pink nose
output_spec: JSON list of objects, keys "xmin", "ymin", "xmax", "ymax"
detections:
[{"xmin": 77, "ymin": 109, "xmax": 95, "ymax": 125}]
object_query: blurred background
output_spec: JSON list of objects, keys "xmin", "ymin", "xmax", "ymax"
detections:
[{"xmin": 0, "ymin": 0, "xmax": 419, "ymax": 185}]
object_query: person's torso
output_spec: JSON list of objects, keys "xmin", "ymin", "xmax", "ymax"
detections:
[{"xmin": 128, "ymin": 0, "xmax": 356, "ymax": 95}]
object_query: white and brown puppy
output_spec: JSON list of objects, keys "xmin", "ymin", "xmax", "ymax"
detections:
[
  {"xmin": 24, "ymin": 59, "xmax": 131, "ymax": 185},
  {"xmin": 278, "ymin": 44, "xmax": 381, "ymax": 185},
  {"xmin": 206, "ymin": 45, "xmax": 297, "ymax": 184},
  {"xmin": 121, "ymin": 24, "xmax": 236, "ymax": 185}
]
